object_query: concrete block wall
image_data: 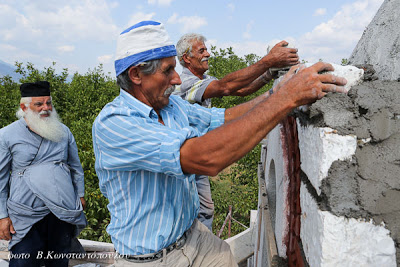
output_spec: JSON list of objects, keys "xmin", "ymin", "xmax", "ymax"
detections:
[
  {"xmin": 261, "ymin": 64, "xmax": 399, "ymax": 266},
  {"xmin": 298, "ymin": 123, "xmax": 396, "ymax": 266}
]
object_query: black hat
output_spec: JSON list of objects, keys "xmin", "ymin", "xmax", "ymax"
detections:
[{"xmin": 20, "ymin": 81, "xmax": 51, "ymax": 97}]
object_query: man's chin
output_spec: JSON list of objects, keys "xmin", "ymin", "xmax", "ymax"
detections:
[{"xmin": 24, "ymin": 109, "xmax": 66, "ymax": 142}]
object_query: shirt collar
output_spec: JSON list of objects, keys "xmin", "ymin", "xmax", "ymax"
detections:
[
  {"xmin": 119, "ymin": 89, "xmax": 174, "ymax": 118},
  {"xmin": 182, "ymin": 66, "xmax": 207, "ymax": 79},
  {"xmin": 119, "ymin": 89, "xmax": 153, "ymax": 118},
  {"xmin": 181, "ymin": 67, "xmax": 192, "ymax": 76}
]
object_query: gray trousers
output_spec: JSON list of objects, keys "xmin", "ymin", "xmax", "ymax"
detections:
[
  {"xmin": 195, "ymin": 174, "xmax": 214, "ymax": 231},
  {"xmin": 114, "ymin": 219, "xmax": 237, "ymax": 267}
]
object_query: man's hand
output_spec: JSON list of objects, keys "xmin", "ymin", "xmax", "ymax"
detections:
[
  {"xmin": 80, "ymin": 197, "xmax": 86, "ymax": 210},
  {"xmin": 277, "ymin": 62, "xmax": 347, "ymax": 107},
  {"xmin": 273, "ymin": 64, "xmax": 304, "ymax": 93},
  {"xmin": 0, "ymin": 217, "xmax": 15, "ymax": 241},
  {"xmin": 264, "ymin": 40, "xmax": 299, "ymax": 68}
]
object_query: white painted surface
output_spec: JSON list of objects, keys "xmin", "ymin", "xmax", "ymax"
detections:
[
  {"xmin": 78, "ymin": 239, "xmax": 114, "ymax": 252},
  {"xmin": 226, "ymin": 227, "xmax": 254, "ymax": 264},
  {"xmin": 305, "ymin": 63, "xmax": 364, "ymax": 92},
  {"xmin": 264, "ymin": 125, "xmax": 289, "ymax": 258},
  {"xmin": 300, "ymin": 183, "xmax": 396, "ymax": 267},
  {"xmin": 297, "ymin": 121, "xmax": 357, "ymax": 195}
]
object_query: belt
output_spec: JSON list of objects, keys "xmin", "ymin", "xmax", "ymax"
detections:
[{"xmin": 124, "ymin": 233, "xmax": 187, "ymax": 262}]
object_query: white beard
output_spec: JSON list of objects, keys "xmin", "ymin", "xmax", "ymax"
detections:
[{"xmin": 22, "ymin": 108, "xmax": 66, "ymax": 142}]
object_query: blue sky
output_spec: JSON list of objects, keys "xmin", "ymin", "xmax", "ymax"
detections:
[{"xmin": 0, "ymin": 0, "xmax": 384, "ymax": 77}]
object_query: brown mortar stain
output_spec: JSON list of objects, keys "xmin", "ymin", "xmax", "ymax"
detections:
[
  {"xmin": 296, "ymin": 79, "xmax": 400, "ymax": 262},
  {"xmin": 281, "ymin": 117, "xmax": 306, "ymax": 267}
]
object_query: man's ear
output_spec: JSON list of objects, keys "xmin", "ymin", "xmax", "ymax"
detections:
[
  {"xmin": 128, "ymin": 66, "xmax": 142, "ymax": 85},
  {"xmin": 182, "ymin": 53, "xmax": 191, "ymax": 65},
  {"xmin": 20, "ymin": 103, "xmax": 27, "ymax": 111}
]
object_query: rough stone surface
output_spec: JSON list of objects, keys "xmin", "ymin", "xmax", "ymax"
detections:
[
  {"xmin": 299, "ymin": 80, "xmax": 400, "ymax": 141},
  {"xmin": 349, "ymin": 0, "xmax": 400, "ymax": 81},
  {"xmin": 320, "ymin": 160, "xmax": 361, "ymax": 216},
  {"xmin": 297, "ymin": 79, "xmax": 400, "ymax": 263}
]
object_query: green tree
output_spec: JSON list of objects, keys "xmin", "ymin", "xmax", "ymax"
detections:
[{"xmin": 0, "ymin": 76, "xmax": 20, "ymax": 128}]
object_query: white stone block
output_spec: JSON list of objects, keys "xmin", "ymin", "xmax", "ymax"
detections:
[
  {"xmin": 305, "ymin": 63, "xmax": 364, "ymax": 92},
  {"xmin": 297, "ymin": 120, "xmax": 357, "ymax": 195},
  {"xmin": 300, "ymin": 183, "xmax": 396, "ymax": 267}
]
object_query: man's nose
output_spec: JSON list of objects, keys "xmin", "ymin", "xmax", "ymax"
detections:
[
  {"xmin": 171, "ymin": 70, "xmax": 182, "ymax": 85},
  {"xmin": 42, "ymin": 103, "xmax": 52, "ymax": 111}
]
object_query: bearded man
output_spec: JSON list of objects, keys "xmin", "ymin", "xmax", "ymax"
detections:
[{"xmin": 0, "ymin": 81, "xmax": 87, "ymax": 267}]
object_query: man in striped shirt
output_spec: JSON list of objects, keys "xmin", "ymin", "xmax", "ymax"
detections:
[
  {"xmin": 92, "ymin": 20, "xmax": 347, "ymax": 266},
  {"xmin": 173, "ymin": 34, "xmax": 299, "ymax": 231}
]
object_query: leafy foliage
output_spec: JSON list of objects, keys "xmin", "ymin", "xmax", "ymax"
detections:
[
  {"xmin": 1, "ymin": 47, "xmax": 270, "ymax": 242},
  {"xmin": 211, "ymin": 145, "xmax": 261, "ymax": 239}
]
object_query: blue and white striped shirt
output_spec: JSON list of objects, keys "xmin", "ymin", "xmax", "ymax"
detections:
[{"xmin": 92, "ymin": 89, "xmax": 225, "ymax": 255}]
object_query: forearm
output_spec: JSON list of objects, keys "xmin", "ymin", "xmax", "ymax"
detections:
[
  {"xmin": 204, "ymin": 41, "xmax": 297, "ymax": 99},
  {"xmin": 204, "ymin": 60, "xmax": 270, "ymax": 99},
  {"xmin": 224, "ymin": 87, "xmax": 274, "ymax": 123},
  {"xmin": 181, "ymin": 62, "xmax": 347, "ymax": 177},
  {"xmin": 231, "ymin": 68, "xmax": 276, "ymax": 97},
  {"xmin": 181, "ymin": 90, "xmax": 295, "ymax": 176}
]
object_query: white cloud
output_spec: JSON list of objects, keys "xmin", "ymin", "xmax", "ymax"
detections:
[
  {"xmin": 207, "ymin": 0, "xmax": 383, "ymax": 65},
  {"xmin": 127, "ymin": 12, "xmax": 156, "ymax": 27},
  {"xmin": 209, "ymin": 35, "xmax": 297, "ymax": 59},
  {"xmin": 109, "ymin": 1, "xmax": 119, "ymax": 8},
  {"xmin": 61, "ymin": 63, "xmax": 80, "ymax": 74},
  {"xmin": 57, "ymin": 45, "xmax": 75, "ymax": 53},
  {"xmin": 98, "ymin": 54, "xmax": 113, "ymax": 64},
  {"xmin": 167, "ymin": 13, "xmax": 207, "ymax": 33},
  {"xmin": 227, "ymin": 3, "xmax": 235, "ymax": 12},
  {"xmin": 297, "ymin": 0, "xmax": 384, "ymax": 64},
  {"xmin": 243, "ymin": 20, "xmax": 254, "ymax": 39},
  {"xmin": 0, "ymin": 0, "xmax": 120, "ymax": 73},
  {"xmin": 314, "ymin": 8, "xmax": 327, "ymax": 16},
  {"xmin": 148, "ymin": 0, "xmax": 174, "ymax": 7},
  {"xmin": 0, "ymin": 1, "xmax": 118, "ymax": 43},
  {"xmin": 0, "ymin": 44, "xmax": 17, "ymax": 51}
]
